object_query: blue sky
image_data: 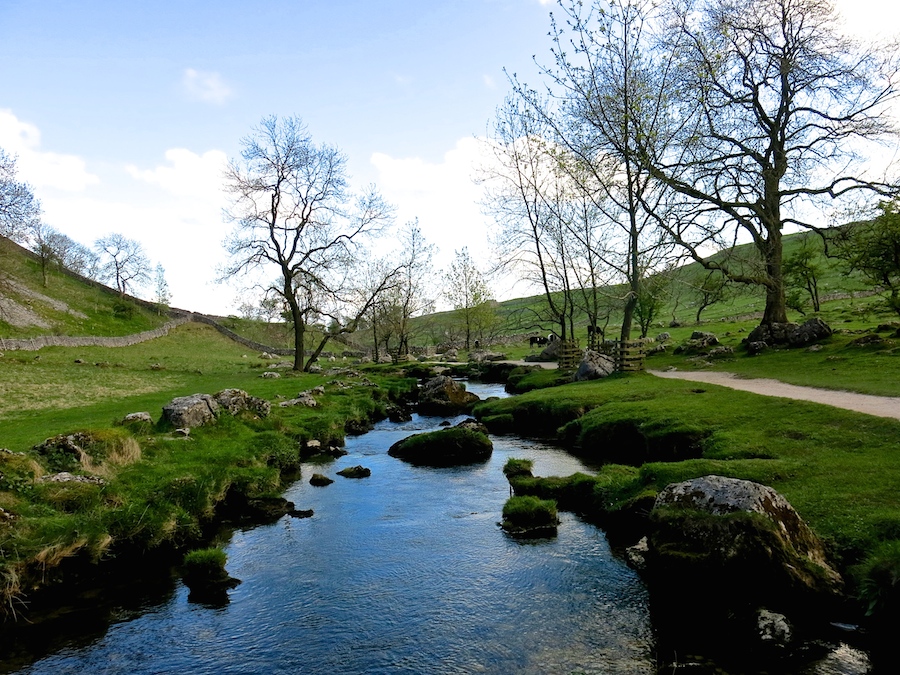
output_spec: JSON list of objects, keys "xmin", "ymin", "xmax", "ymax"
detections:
[{"xmin": 0, "ymin": 0, "xmax": 896, "ymax": 314}]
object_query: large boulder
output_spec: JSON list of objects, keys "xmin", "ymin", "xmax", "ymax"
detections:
[
  {"xmin": 573, "ymin": 350, "xmax": 615, "ymax": 381},
  {"xmin": 163, "ymin": 394, "xmax": 219, "ymax": 429},
  {"xmin": 418, "ymin": 376, "xmax": 480, "ymax": 416},
  {"xmin": 643, "ymin": 475, "xmax": 843, "ymax": 616},
  {"xmin": 388, "ymin": 426, "xmax": 493, "ymax": 467},
  {"xmin": 213, "ymin": 389, "xmax": 271, "ymax": 418},
  {"xmin": 747, "ymin": 318, "xmax": 832, "ymax": 350}
]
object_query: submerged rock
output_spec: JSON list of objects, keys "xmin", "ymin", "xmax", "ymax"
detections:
[{"xmin": 337, "ymin": 465, "xmax": 371, "ymax": 479}]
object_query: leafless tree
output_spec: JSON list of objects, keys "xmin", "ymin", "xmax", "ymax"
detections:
[
  {"xmin": 503, "ymin": 0, "xmax": 681, "ymax": 340},
  {"xmin": 0, "ymin": 149, "xmax": 41, "ymax": 243},
  {"xmin": 94, "ymin": 232, "xmax": 151, "ymax": 296},
  {"xmin": 222, "ymin": 115, "xmax": 399, "ymax": 370},
  {"xmin": 444, "ymin": 247, "xmax": 496, "ymax": 350}
]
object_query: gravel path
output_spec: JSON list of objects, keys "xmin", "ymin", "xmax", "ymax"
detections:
[{"xmin": 649, "ymin": 370, "xmax": 900, "ymax": 421}]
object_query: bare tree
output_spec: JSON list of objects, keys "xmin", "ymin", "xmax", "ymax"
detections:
[
  {"xmin": 1, "ymin": 149, "xmax": 41, "ymax": 243},
  {"xmin": 369, "ymin": 221, "xmax": 436, "ymax": 360},
  {"xmin": 94, "ymin": 233, "xmax": 151, "ymax": 296},
  {"xmin": 642, "ymin": 0, "xmax": 900, "ymax": 327},
  {"xmin": 482, "ymin": 98, "xmax": 581, "ymax": 341},
  {"xmin": 222, "ymin": 115, "xmax": 398, "ymax": 370}
]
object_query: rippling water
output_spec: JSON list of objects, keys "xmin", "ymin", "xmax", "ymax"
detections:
[{"xmin": 5, "ymin": 382, "xmax": 656, "ymax": 674}]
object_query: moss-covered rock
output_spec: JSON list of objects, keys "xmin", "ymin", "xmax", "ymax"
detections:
[
  {"xmin": 501, "ymin": 495, "xmax": 559, "ymax": 538},
  {"xmin": 388, "ymin": 427, "xmax": 493, "ymax": 467},
  {"xmin": 417, "ymin": 376, "xmax": 480, "ymax": 416},
  {"xmin": 336, "ymin": 465, "xmax": 371, "ymax": 479}
]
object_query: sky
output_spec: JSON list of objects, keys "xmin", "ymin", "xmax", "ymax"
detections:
[{"xmin": 1, "ymin": 0, "xmax": 898, "ymax": 316}]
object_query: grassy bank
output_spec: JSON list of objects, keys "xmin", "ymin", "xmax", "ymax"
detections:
[
  {"xmin": 0, "ymin": 323, "xmax": 413, "ymax": 619},
  {"xmin": 475, "ymin": 373, "xmax": 900, "ymax": 617}
]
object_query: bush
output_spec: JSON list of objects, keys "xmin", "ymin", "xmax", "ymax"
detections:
[{"xmin": 854, "ymin": 539, "xmax": 900, "ymax": 621}]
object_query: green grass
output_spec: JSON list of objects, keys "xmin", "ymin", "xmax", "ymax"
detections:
[
  {"xmin": 477, "ymin": 374, "xmax": 900, "ymax": 582},
  {"xmin": 0, "ymin": 319, "xmax": 414, "ymax": 618},
  {"xmin": 0, "ymin": 236, "xmax": 170, "ymax": 339},
  {"xmin": 501, "ymin": 495, "xmax": 559, "ymax": 530}
]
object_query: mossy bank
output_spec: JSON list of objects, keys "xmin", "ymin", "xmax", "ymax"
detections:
[
  {"xmin": 0, "ymin": 328, "xmax": 415, "ymax": 621},
  {"xmin": 475, "ymin": 371, "xmax": 900, "ymax": 633}
]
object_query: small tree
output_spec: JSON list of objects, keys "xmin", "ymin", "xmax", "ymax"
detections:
[
  {"xmin": 153, "ymin": 263, "xmax": 171, "ymax": 312},
  {"xmin": 834, "ymin": 201, "xmax": 900, "ymax": 317},
  {"xmin": 783, "ymin": 237, "xmax": 824, "ymax": 313},
  {"xmin": 94, "ymin": 233, "xmax": 151, "ymax": 296},
  {"xmin": 691, "ymin": 270, "xmax": 732, "ymax": 324},
  {"xmin": 444, "ymin": 248, "xmax": 493, "ymax": 350}
]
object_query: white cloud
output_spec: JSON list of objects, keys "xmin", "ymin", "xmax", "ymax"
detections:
[
  {"xmin": 0, "ymin": 109, "xmax": 99, "ymax": 192},
  {"xmin": 483, "ymin": 74, "xmax": 497, "ymax": 89},
  {"xmin": 182, "ymin": 68, "xmax": 234, "ymax": 105},
  {"xmin": 126, "ymin": 148, "xmax": 228, "ymax": 201},
  {"xmin": 371, "ymin": 137, "xmax": 523, "ymax": 301}
]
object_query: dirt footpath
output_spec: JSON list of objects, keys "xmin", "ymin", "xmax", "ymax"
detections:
[{"xmin": 649, "ymin": 370, "xmax": 900, "ymax": 421}]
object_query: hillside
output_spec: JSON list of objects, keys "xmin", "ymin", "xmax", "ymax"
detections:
[{"xmin": 0, "ymin": 236, "xmax": 170, "ymax": 339}]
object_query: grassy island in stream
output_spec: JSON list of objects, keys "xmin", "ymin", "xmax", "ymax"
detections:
[
  {"xmin": 0, "ymin": 322, "xmax": 415, "ymax": 619},
  {"xmin": 475, "ymin": 372, "xmax": 900, "ymax": 621}
]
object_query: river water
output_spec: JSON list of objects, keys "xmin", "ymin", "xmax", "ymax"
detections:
[{"xmin": 3, "ymin": 383, "xmax": 656, "ymax": 674}]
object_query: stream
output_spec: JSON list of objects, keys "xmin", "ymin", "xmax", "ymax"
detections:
[
  {"xmin": 1, "ymin": 382, "xmax": 655, "ymax": 674},
  {"xmin": 0, "ymin": 382, "xmax": 875, "ymax": 673}
]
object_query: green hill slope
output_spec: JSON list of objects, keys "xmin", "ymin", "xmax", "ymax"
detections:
[{"xmin": 0, "ymin": 236, "xmax": 170, "ymax": 339}]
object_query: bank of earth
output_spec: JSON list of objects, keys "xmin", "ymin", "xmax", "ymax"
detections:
[
  {"xmin": 475, "ymin": 368, "xmax": 900, "ymax": 650},
  {"xmin": 0, "ymin": 362, "xmax": 418, "ymax": 622}
]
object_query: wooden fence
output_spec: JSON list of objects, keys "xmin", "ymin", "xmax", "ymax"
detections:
[
  {"xmin": 557, "ymin": 339, "xmax": 582, "ymax": 370},
  {"xmin": 602, "ymin": 339, "xmax": 647, "ymax": 372}
]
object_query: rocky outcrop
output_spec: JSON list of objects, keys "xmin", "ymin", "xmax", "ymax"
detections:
[
  {"xmin": 162, "ymin": 394, "xmax": 219, "ymax": 428},
  {"xmin": 123, "ymin": 412, "xmax": 153, "ymax": 425},
  {"xmin": 213, "ymin": 389, "xmax": 271, "ymax": 418},
  {"xmin": 573, "ymin": 350, "xmax": 615, "ymax": 381},
  {"xmin": 388, "ymin": 427, "xmax": 493, "ymax": 467},
  {"xmin": 309, "ymin": 473, "xmax": 334, "ymax": 486},
  {"xmin": 674, "ymin": 331, "xmax": 720, "ymax": 355},
  {"xmin": 642, "ymin": 475, "xmax": 843, "ymax": 614},
  {"xmin": 746, "ymin": 318, "xmax": 832, "ymax": 354},
  {"xmin": 417, "ymin": 376, "xmax": 480, "ymax": 416}
]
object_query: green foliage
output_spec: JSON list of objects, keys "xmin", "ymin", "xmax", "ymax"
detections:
[
  {"xmin": 502, "ymin": 457, "xmax": 533, "ymax": 478},
  {"xmin": 502, "ymin": 495, "xmax": 558, "ymax": 528},
  {"xmin": 853, "ymin": 540, "xmax": 900, "ymax": 619},
  {"xmin": 112, "ymin": 300, "xmax": 136, "ymax": 320},
  {"xmin": 834, "ymin": 201, "xmax": 900, "ymax": 317},
  {"xmin": 182, "ymin": 547, "xmax": 228, "ymax": 577},
  {"xmin": 249, "ymin": 431, "xmax": 299, "ymax": 471}
]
